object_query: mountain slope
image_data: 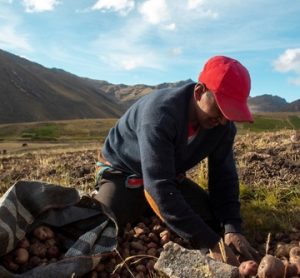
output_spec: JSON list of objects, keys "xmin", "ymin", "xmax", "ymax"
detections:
[
  {"xmin": 0, "ymin": 49, "xmax": 299, "ymax": 124},
  {"xmin": 0, "ymin": 49, "xmax": 123, "ymax": 123},
  {"xmin": 248, "ymin": 94, "xmax": 288, "ymax": 113},
  {"xmin": 98, "ymin": 79, "xmax": 193, "ymax": 107},
  {"xmin": 282, "ymin": 99, "xmax": 300, "ymax": 112}
]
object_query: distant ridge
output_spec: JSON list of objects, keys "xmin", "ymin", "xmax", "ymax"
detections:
[
  {"xmin": 248, "ymin": 94, "xmax": 300, "ymax": 113},
  {"xmin": 98, "ymin": 79, "xmax": 193, "ymax": 107},
  {"xmin": 0, "ymin": 49, "xmax": 123, "ymax": 124},
  {"xmin": 0, "ymin": 48, "xmax": 299, "ymax": 124},
  {"xmin": 248, "ymin": 94, "xmax": 288, "ymax": 113}
]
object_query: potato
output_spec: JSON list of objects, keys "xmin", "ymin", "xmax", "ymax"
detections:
[
  {"xmin": 28, "ymin": 256, "xmax": 42, "ymax": 268},
  {"xmin": 29, "ymin": 242, "xmax": 47, "ymax": 258},
  {"xmin": 134, "ymin": 227, "xmax": 145, "ymax": 236},
  {"xmin": 2, "ymin": 254, "xmax": 19, "ymax": 272},
  {"xmin": 138, "ymin": 234, "xmax": 150, "ymax": 243},
  {"xmin": 33, "ymin": 225, "xmax": 55, "ymax": 241},
  {"xmin": 148, "ymin": 232, "xmax": 159, "ymax": 243},
  {"xmin": 45, "ymin": 238, "xmax": 58, "ymax": 248},
  {"xmin": 135, "ymin": 264, "xmax": 147, "ymax": 273},
  {"xmin": 121, "ymin": 247, "xmax": 130, "ymax": 258},
  {"xmin": 257, "ymin": 255, "xmax": 285, "ymax": 278},
  {"xmin": 17, "ymin": 237, "xmax": 30, "ymax": 249},
  {"xmin": 239, "ymin": 260, "xmax": 258, "ymax": 277},
  {"xmin": 289, "ymin": 246, "xmax": 300, "ymax": 264},
  {"xmin": 146, "ymin": 259, "xmax": 155, "ymax": 270},
  {"xmin": 14, "ymin": 248, "xmax": 29, "ymax": 265},
  {"xmin": 275, "ymin": 244, "xmax": 290, "ymax": 258},
  {"xmin": 152, "ymin": 224, "xmax": 164, "ymax": 234},
  {"xmin": 110, "ymin": 274, "xmax": 120, "ymax": 278},
  {"xmin": 285, "ymin": 263, "xmax": 298, "ymax": 277},
  {"xmin": 147, "ymin": 242, "xmax": 158, "ymax": 249},
  {"xmin": 160, "ymin": 230, "xmax": 170, "ymax": 245},
  {"xmin": 95, "ymin": 263, "xmax": 105, "ymax": 272},
  {"xmin": 130, "ymin": 241, "xmax": 146, "ymax": 251},
  {"xmin": 147, "ymin": 247, "xmax": 157, "ymax": 256},
  {"xmin": 5, "ymin": 260, "xmax": 19, "ymax": 272},
  {"xmin": 135, "ymin": 272, "xmax": 145, "ymax": 278},
  {"xmin": 47, "ymin": 246, "xmax": 60, "ymax": 259}
]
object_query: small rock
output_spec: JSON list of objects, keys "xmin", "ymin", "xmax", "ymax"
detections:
[{"xmin": 155, "ymin": 241, "xmax": 239, "ymax": 278}]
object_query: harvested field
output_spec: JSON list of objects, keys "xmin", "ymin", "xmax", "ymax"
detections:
[{"xmin": 0, "ymin": 130, "xmax": 300, "ymax": 277}]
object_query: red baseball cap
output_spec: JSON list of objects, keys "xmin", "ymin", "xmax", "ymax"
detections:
[{"xmin": 198, "ymin": 56, "xmax": 253, "ymax": 122}]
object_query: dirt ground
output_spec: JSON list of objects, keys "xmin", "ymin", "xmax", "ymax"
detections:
[
  {"xmin": 0, "ymin": 130, "xmax": 300, "ymax": 277},
  {"xmin": 1, "ymin": 130, "xmax": 299, "ymax": 190},
  {"xmin": 235, "ymin": 132, "xmax": 300, "ymax": 187}
]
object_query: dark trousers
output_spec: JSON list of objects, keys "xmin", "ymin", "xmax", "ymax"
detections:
[{"xmin": 94, "ymin": 169, "xmax": 221, "ymax": 234}]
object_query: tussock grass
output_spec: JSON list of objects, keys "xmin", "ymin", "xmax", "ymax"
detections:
[
  {"xmin": 192, "ymin": 160, "xmax": 300, "ymax": 242},
  {"xmin": 189, "ymin": 129, "xmax": 300, "ymax": 244},
  {"xmin": 240, "ymin": 183, "xmax": 300, "ymax": 240},
  {"xmin": 191, "ymin": 167, "xmax": 300, "ymax": 244}
]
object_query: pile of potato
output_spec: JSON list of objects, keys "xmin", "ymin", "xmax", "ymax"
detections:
[
  {"xmin": 239, "ymin": 245, "xmax": 300, "ymax": 278},
  {"xmin": 0, "ymin": 216, "xmax": 188, "ymax": 277},
  {"xmin": 1, "ymin": 225, "xmax": 62, "ymax": 274},
  {"xmin": 255, "ymin": 246, "xmax": 300, "ymax": 278},
  {"xmin": 89, "ymin": 215, "xmax": 192, "ymax": 278},
  {"xmin": 2, "ymin": 217, "xmax": 300, "ymax": 278},
  {"xmin": 91, "ymin": 215, "xmax": 300, "ymax": 278}
]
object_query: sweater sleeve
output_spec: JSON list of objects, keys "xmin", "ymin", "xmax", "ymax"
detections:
[
  {"xmin": 208, "ymin": 123, "xmax": 242, "ymax": 234},
  {"xmin": 137, "ymin": 121, "xmax": 221, "ymax": 250}
]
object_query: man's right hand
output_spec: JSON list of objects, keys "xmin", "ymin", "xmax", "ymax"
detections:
[{"xmin": 209, "ymin": 240, "xmax": 239, "ymax": 266}]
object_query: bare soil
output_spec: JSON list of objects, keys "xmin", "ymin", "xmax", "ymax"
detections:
[{"xmin": 0, "ymin": 130, "xmax": 300, "ymax": 277}]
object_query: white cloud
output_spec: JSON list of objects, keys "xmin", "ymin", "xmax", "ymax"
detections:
[
  {"xmin": 186, "ymin": 0, "xmax": 218, "ymax": 19},
  {"xmin": 0, "ymin": 8, "xmax": 32, "ymax": 51},
  {"xmin": 120, "ymin": 56, "xmax": 144, "ymax": 70},
  {"xmin": 273, "ymin": 49, "xmax": 300, "ymax": 85},
  {"xmin": 92, "ymin": 0, "xmax": 134, "ymax": 16},
  {"xmin": 139, "ymin": 0, "xmax": 170, "ymax": 25},
  {"xmin": 187, "ymin": 0, "xmax": 205, "ymax": 10},
  {"xmin": 0, "ymin": 25, "xmax": 32, "ymax": 51},
  {"xmin": 184, "ymin": 0, "xmax": 219, "ymax": 19},
  {"xmin": 199, "ymin": 9, "xmax": 218, "ymax": 19},
  {"xmin": 92, "ymin": 20, "xmax": 164, "ymax": 71},
  {"xmin": 21, "ymin": 0, "xmax": 60, "ymax": 13},
  {"xmin": 100, "ymin": 51, "xmax": 162, "ymax": 71},
  {"xmin": 170, "ymin": 47, "xmax": 182, "ymax": 56},
  {"xmin": 163, "ymin": 23, "xmax": 176, "ymax": 30},
  {"xmin": 273, "ymin": 49, "xmax": 300, "ymax": 72},
  {"xmin": 138, "ymin": 0, "xmax": 177, "ymax": 31}
]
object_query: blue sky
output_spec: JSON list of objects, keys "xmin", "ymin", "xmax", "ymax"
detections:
[{"xmin": 0, "ymin": 0, "xmax": 300, "ymax": 102}]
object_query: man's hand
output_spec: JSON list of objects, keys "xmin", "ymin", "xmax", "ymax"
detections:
[
  {"xmin": 209, "ymin": 239, "xmax": 240, "ymax": 266},
  {"xmin": 224, "ymin": 233, "xmax": 260, "ymax": 262}
]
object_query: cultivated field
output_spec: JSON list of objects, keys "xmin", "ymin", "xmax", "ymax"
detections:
[{"xmin": 0, "ymin": 115, "xmax": 300, "ymax": 277}]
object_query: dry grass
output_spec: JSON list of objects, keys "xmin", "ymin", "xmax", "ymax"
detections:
[
  {"xmin": 0, "ymin": 129, "xmax": 300, "ymax": 253},
  {"xmin": 187, "ymin": 130, "xmax": 300, "ymax": 242}
]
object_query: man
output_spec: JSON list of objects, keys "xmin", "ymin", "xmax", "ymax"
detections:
[{"xmin": 94, "ymin": 56, "xmax": 259, "ymax": 265}]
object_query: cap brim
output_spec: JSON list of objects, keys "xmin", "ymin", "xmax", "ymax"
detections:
[{"xmin": 214, "ymin": 94, "xmax": 253, "ymax": 123}]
